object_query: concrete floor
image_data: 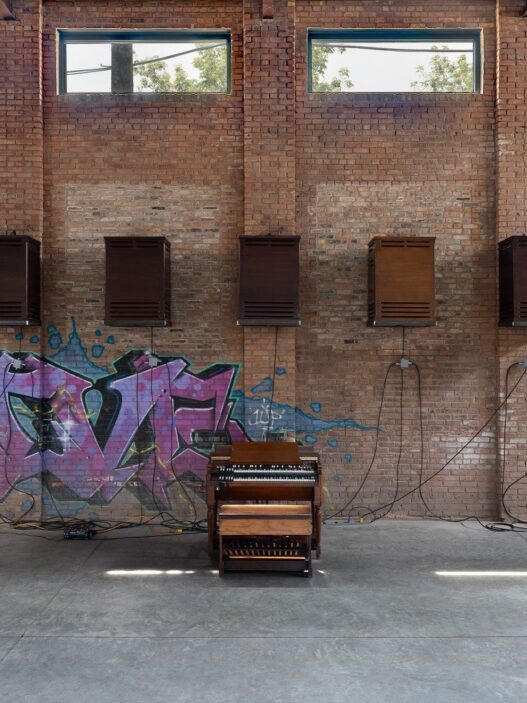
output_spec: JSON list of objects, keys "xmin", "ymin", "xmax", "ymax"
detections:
[{"xmin": 0, "ymin": 520, "xmax": 526, "ymax": 702}]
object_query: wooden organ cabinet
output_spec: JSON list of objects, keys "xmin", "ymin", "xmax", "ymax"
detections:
[{"xmin": 206, "ymin": 442, "xmax": 322, "ymax": 576}]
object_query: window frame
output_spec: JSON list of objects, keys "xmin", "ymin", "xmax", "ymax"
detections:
[
  {"xmin": 57, "ymin": 28, "xmax": 232, "ymax": 95},
  {"xmin": 307, "ymin": 28, "xmax": 482, "ymax": 95}
]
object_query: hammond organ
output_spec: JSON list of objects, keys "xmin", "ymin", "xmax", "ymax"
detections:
[{"xmin": 206, "ymin": 442, "xmax": 322, "ymax": 571}]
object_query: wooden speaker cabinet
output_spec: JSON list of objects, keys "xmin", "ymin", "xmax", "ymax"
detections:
[
  {"xmin": 238, "ymin": 235, "xmax": 300, "ymax": 326},
  {"xmin": 105, "ymin": 237, "xmax": 171, "ymax": 327},
  {"xmin": 499, "ymin": 236, "xmax": 527, "ymax": 327},
  {"xmin": 368, "ymin": 237, "xmax": 436, "ymax": 327},
  {"xmin": 0, "ymin": 235, "xmax": 40, "ymax": 326}
]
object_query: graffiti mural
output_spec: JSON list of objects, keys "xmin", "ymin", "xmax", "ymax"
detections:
[
  {"xmin": 0, "ymin": 321, "xmax": 377, "ymax": 513},
  {"xmin": 231, "ymin": 377, "xmax": 377, "ymax": 443},
  {"xmin": 0, "ymin": 350, "xmax": 246, "ymax": 505}
]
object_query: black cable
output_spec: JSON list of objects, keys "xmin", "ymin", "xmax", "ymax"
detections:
[
  {"xmin": 369, "ymin": 365, "xmax": 404, "ymax": 522},
  {"xmin": 0, "ymin": 525, "xmax": 204, "ymax": 541},
  {"xmin": 324, "ymin": 362, "xmax": 397, "ymax": 521},
  {"xmin": 483, "ymin": 522, "xmax": 527, "ymax": 533},
  {"xmin": 84, "ymin": 344, "xmax": 206, "ymax": 533},
  {"xmin": 322, "ymin": 44, "xmax": 474, "ymax": 54},
  {"xmin": 145, "ymin": 332, "xmax": 203, "ymax": 530},
  {"xmin": 0, "ymin": 529, "xmax": 63, "ymax": 541},
  {"xmin": 92, "ymin": 530, "xmax": 204, "ymax": 540},
  {"xmin": 35, "ymin": 366, "xmax": 67, "ymax": 526},
  {"xmin": 331, "ymin": 358, "xmax": 526, "ymax": 528},
  {"xmin": 266, "ymin": 326, "xmax": 279, "ymax": 440},
  {"xmin": 415, "ymin": 362, "xmax": 433, "ymax": 518},
  {"xmin": 357, "ymin": 366, "xmax": 527, "ymax": 522},
  {"xmin": 135, "ymin": 353, "xmax": 145, "ymax": 525},
  {"xmin": 341, "ymin": 328, "xmax": 406, "ymax": 522},
  {"xmin": 164, "ymin": 360, "xmax": 199, "ymax": 525},
  {"xmin": 133, "ymin": 344, "xmax": 197, "ymax": 530},
  {"xmin": 148, "ymin": 329, "xmax": 166, "ymax": 520},
  {"xmin": 412, "ymin": 361, "xmax": 474, "ymax": 524},
  {"xmin": 501, "ymin": 362, "xmax": 514, "ymax": 519},
  {"xmin": 67, "ymin": 42, "xmax": 470, "ymax": 80},
  {"xmin": 414, "ymin": 361, "xmax": 524, "ymax": 528},
  {"xmin": 371, "ymin": 326, "xmax": 407, "ymax": 521},
  {"xmin": 8, "ymin": 334, "xmax": 522, "ymax": 537},
  {"xmin": 67, "ymin": 43, "xmax": 225, "ymax": 76},
  {"xmin": 500, "ymin": 363, "xmax": 527, "ymax": 524},
  {"xmin": 1, "ymin": 338, "xmax": 38, "ymax": 524}
]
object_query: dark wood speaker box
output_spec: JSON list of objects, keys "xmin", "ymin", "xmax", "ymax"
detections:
[
  {"xmin": 105, "ymin": 237, "xmax": 171, "ymax": 327},
  {"xmin": 0, "ymin": 235, "xmax": 41, "ymax": 326},
  {"xmin": 238, "ymin": 235, "xmax": 300, "ymax": 326},
  {"xmin": 499, "ymin": 235, "xmax": 527, "ymax": 327},
  {"xmin": 368, "ymin": 237, "xmax": 436, "ymax": 327}
]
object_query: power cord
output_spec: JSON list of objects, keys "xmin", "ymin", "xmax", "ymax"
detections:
[
  {"xmin": 354, "ymin": 364, "xmax": 527, "ymax": 525},
  {"xmin": 369, "ymin": 364, "xmax": 404, "ymax": 522},
  {"xmin": 325, "ymin": 362, "xmax": 397, "ymax": 521},
  {"xmin": 266, "ymin": 325, "xmax": 279, "ymax": 440}
]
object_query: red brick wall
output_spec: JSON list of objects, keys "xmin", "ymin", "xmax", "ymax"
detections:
[
  {"xmin": 0, "ymin": 0, "xmax": 43, "ymax": 235},
  {"xmin": 40, "ymin": 0, "xmax": 244, "ymax": 520},
  {"xmin": 0, "ymin": 0, "xmax": 44, "ymax": 519},
  {"xmin": 241, "ymin": 0, "xmax": 297, "ymax": 424},
  {"xmin": 0, "ymin": 0, "xmax": 526, "ymax": 523},
  {"xmin": 496, "ymin": 0, "xmax": 527, "ymax": 522},
  {"xmin": 295, "ymin": 0, "xmax": 500, "ymax": 518}
]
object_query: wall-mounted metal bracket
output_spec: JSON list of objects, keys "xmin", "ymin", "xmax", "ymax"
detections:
[
  {"xmin": 148, "ymin": 354, "xmax": 160, "ymax": 368},
  {"xmin": 397, "ymin": 358, "xmax": 413, "ymax": 370}
]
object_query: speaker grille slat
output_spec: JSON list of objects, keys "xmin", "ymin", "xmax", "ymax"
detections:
[
  {"xmin": 243, "ymin": 301, "xmax": 296, "ymax": 319},
  {"xmin": 109, "ymin": 302, "xmax": 160, "ymax": 316},
  {"xmin": 381, "ymin": 301, "xmax": 432, "ymax": 319},
  {"xmin": 0, "ymin": 302, "xmax": 24, "ymax": 319}
]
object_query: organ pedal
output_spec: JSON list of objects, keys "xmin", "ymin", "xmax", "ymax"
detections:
[{"xmin": 218, "ymin": 504, "xmax": 313, "ymax": 576}]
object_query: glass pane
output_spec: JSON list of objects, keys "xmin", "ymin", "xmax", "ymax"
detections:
[
  {"xmin": 311, "ymin": 39, "xmax": 475, "ymax": 93},
  {"xmin": 66, "ymin": 43, "xmax": 112, "ymax": 93},
  {"xmin": 132, "ymin": 40, "xmax": 228, "ymax": 93}
]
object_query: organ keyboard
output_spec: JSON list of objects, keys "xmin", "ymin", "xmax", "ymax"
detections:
[
  {"xmin": 212, "ymin": 464, "xmax": 318, "ymax": 482},
  {"xmin": 206, "ymin": 441, "xmax": 322, "ymax": 564}
]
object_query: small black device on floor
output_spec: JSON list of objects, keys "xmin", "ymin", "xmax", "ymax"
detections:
[{"xmin": 63, "ymin": 524, "xmax": 95, "ymax": 540}]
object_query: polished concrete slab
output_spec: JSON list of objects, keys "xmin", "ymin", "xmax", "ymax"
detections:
[{"xmin": 0, "ymin": 521, "xmax": 526, "ymax": 702}]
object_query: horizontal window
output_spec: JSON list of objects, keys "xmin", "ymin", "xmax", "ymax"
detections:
[
  {"xmin": 308, "ymin": 29, "xmax": 482, "ymax": 94},
  {"xmin": 58, "ymin": 30, "xmax": 231, "ymax": 94}
]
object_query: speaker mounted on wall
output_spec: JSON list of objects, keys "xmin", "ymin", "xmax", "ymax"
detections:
[
  {"xmin": 0, "ymin": 235, "xmax": 41, "ymax": 327},
  {"xmin": 105, "ymin": 237, "xmax": 171, "ymax": 327},
  {"xmin": 238, "ymin": 235, "xmax": 300, "ymax": 326},
  {"xmin": 368, "ymin": 236, "xmax": 436, "ymax": 327},
  {"xmin": 499, "ymin": 235, "xmax": 527, "ymax": 327}
]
